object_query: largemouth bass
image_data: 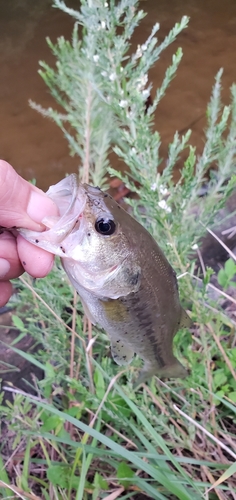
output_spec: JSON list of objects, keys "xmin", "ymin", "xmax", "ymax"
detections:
[{"xmin": 20, "ymin": 174, "xmax": 191, "ymax": 386}]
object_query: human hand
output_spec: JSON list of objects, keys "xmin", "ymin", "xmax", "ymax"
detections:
[{"xmin": 0, "ymin": 160, "xmax": 58, "ymax": 307}]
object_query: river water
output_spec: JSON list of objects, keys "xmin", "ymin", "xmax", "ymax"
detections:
[{"xmin": 0, "ymin": 0, "xmax": 236, "ymax": 190}]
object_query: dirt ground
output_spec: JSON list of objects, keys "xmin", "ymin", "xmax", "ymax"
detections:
[{"xmin": 0, "ymin": 0, "xmax": 236, "ymax": 189}]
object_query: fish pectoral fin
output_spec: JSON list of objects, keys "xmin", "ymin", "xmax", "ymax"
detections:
[
  {"xmin": 110, "ymin": 339, "xmax": 134, "ymax": 366},
  {"xmin": 133, "ymin": 359, "xmax": 189, "ymax": 389},
  {"xmin": 80, "ymin": 299, "xmax": 97, "ymax": 325},
  {"xmin": 179, "ymin": 307, "xmax": 192, "ymax": 329},
  {"xmin": 122, "ymin": 264, "xmax": 141, "ymax": 292}
]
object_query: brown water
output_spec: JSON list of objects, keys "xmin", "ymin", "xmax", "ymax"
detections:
[{"xmin": 0, "ymin": 0, "xmax": 236, "ymax": 190}]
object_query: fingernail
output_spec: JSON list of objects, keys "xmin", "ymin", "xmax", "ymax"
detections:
[
  {"xmin": 0, "ymin": 258, "xmax": 11, "ymax": 278},
  {"xmin": 27, "ymin": 190, "xmax": 57, "ymax": 224}
]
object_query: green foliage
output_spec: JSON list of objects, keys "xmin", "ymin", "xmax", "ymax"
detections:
[
  {"xmin": 47, "ymin": 464, "xmax": 81, "ymax": 489},
  {"xmin": 108, "ymin": 68, "xmax": 236, "ymax": 280},
  {"xmin": 212, "ymin": 346, "xmax": 236, "ymax": 403},
  {"xmin": 218, "ymin": 258, "xmax": 236, "ymax": 289},
  {"xmin": 31, "ymin": 0, "xmax": 236, "ymax": 287},
  {"xmin": 0, "ymin": 456, "xmax": 11, "ymax": 498},
  {"xmin": 1, "ymin": 0, "xmax": 236, "ymax": 499},
  {"xmin": 117, "ymin": 461, "xmax": 134, "ymax": 488},
  {"xmin": 31, "ymin": 0, "xmax": 188, "ymax": 190}
]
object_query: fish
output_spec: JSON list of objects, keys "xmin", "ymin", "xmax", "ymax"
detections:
[{"xmin": 19, "ymin": 174, "xmax": 191, "ymax": 387}]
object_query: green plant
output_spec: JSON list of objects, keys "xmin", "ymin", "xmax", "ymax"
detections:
[{"xmin": 218, "ymin": 258, "xmax": 236, "ymax": 289}]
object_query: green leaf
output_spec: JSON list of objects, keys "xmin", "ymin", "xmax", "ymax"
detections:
[
  {"xmin": 213, "ymin": 371, "xmax": 227, "ymax": 390},
  {"xmin": 207, "ymin": 461, "xmax": 236, "ymax": 492},
  {"xmin": 107, "ymin": 395, "xmax": 131, "ymax": 418},
  {"xmin": 94, "ymin": 472, "xmax": 108, "ymax": 490},
  {"xmin": 229, "ymin": 391, "xmax": 236, "ymax": 403},
  {"xmin": 45, "ymin": 361, "xmax": 56, "ymax": 378},
  {"xmin": 214, "ymin": 389, "xmax": 227, "ymax": 405},
  {"xmin": 224, "ymin": 258, "xmax": 236, "ymax": 279},
  {"xmin": 217, "ymin": 269, "xmax": 228, "ymax": 288},
  {"xmin": 11, "ymin": 314, "xmax": 26, "ymax": 331},
  {"xmin": 41, "ymin": 415, "xmax": 63, "ymax": 432},
  {"xmin": 0, "ymin": 456, "xmax": 12, "ymax": 498},
  {"xmin": 117, "ymin": 461, "xmax": 134, "ymax": 488},
  {"xmin": 47, "ymin": 464, "xmax": 70, "ymax": 488},
  {"xmin": 94, "ymin": 366, "xmax": 105, "ymax": 399}
]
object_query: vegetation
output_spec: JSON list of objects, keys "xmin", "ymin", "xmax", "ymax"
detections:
[{"xmin": 1, "ymin": 0, "xmax": 236, "ymax": 499}]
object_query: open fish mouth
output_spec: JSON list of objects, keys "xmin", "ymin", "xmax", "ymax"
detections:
[{"xmin": 19, "ymin": 174, "xmax": 87, "ymax": 258}]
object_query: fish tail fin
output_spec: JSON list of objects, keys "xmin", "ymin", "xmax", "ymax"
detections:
[
  {"xmin": 133, "ymin": 358, "xmax": 189, "ymax": 389},
  {"xmin": 159, "ymin": 359, "xmax": 189, "ymax": 379}
]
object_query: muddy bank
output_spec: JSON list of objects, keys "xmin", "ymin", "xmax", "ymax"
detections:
[{"xmin": 0, "ymin": 308, "xmax": 43, "ymax": 403}]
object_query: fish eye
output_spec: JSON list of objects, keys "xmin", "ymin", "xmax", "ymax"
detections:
[{"xmin": 95, "ymin": 217, "xmax": 116, "ymax": 235}]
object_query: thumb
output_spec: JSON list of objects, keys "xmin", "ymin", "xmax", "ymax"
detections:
[{"xmin": 0, "ymin": 160, "xmax": 58, "ymax": 230}]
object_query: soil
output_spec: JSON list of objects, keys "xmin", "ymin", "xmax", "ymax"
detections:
[{"xmin": 0, "ymin": 308, "xmax": 43, "ymax": 403}]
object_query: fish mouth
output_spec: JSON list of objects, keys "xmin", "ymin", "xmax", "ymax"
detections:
[
  {"xmin": 19, "ymin": 175, "xmax": 87, "ymax": 258},
  {"xmin": 40, "ymin": 177, "xmax": 87, "ymax": 247},
  {"xmin": 82, "ymin": 184, "xmax": 101, "ymax": 195}
]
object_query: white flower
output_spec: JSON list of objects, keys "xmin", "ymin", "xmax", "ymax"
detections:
[
  {"xmin": 191, "ymin": 243, "xmax": 198, "ymax": 250},
  {"xmin": 101, "ymin": 20, "xmax": 106, "ymax": 29},
  {"xmin": 93, "ymin": 55, "xmax": 99, "ymax": 63},
  {"xmin": 158, "ymin": 199, "xmax": 171, "ymax": 213},
  {"xmin": 136, "ymin": 74, "xmax": 148, "ymax": 92},
  {"xmin": 159, "ymin": 185, "xmax": 168, "ymax": 196},
  {"xmin": 119, "ymin": 100, "xmax": 128, "ymax": 108},
  {"xmin": 101, "ymin": 71, "xmax": 107, "ymax": 77},
  {"xmin": 141, "ymin": 44, "xmax": 147, "ymax": 52},
  {"xmin": 135, "ymin": 44, "xmax": 142, "ymax": 59},
  {"xmin": 109, "ymin": 73, "xmax": 116, "ymax": 81},
  {"xmin": 142, "ymin": 89, "xmax": 150, "ymax": 99},
  {"xmin": 104, "ymin": 1, "xmax": 108, "ymax": 6},
  {"xmin": 151, "ymin": 183, "xmax": 169, "ymax": 195}
]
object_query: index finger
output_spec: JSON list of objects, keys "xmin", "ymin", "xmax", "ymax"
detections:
[{"xmin": 0, "ymin": 160, "xmax": 58, "ymax": 230}]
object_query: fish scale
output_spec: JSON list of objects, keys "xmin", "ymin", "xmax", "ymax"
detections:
[{"xmin": 19, "ymin": 174, "xmax": 191, "ymax": 387}]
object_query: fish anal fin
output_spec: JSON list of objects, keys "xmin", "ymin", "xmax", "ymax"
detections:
[{"xmin": 110, "ymin": 340, "xmax": 134, "ymax": 366}]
